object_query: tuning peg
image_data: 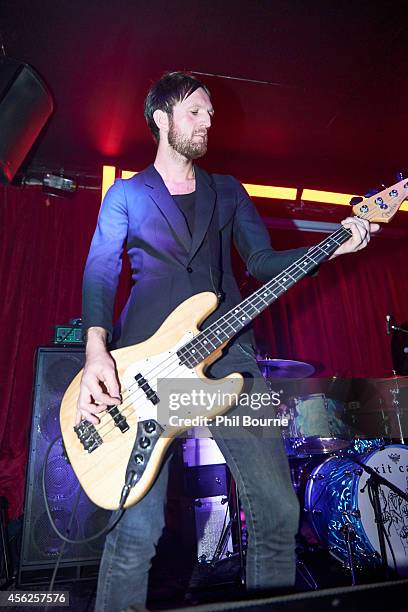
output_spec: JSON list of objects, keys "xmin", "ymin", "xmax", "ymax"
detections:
[{"xmin": 396, "ymin": 171, "xmax": 405, "ymax": 181}]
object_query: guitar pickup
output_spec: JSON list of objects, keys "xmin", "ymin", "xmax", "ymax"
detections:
[
  {"xmin": 134, "ymin": 373, "xmax": 159, "ymax": 405},
  {"xmin": 74, "ymin": 421, "xmax": 103, "ymax": 453},
  {"xmin": 107, "ymin": 405, "xmax": 129, "ymax": 433}
]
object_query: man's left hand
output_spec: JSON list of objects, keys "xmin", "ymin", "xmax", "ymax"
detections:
[{"xmin": 330, "ymin": 217, "xmax": 380, "ymax": 259}]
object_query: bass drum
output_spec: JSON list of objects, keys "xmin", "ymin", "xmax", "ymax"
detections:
[{"xmin": 305, "ymin": 444, "xmax": 408, "ymax": 574}]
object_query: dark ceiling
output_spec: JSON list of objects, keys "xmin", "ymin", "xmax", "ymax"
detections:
[{"xmin": 1, "ymin": 0, "xmax": 407, "ymax": 193}]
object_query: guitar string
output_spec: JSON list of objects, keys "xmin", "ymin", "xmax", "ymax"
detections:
[
  {"xmin": 80, "ymin": 208, "xmax": 380, "ymax": 441},
  {"xmin": 80, "ymin": 217, "xmax": 374, "ymax": 443},
  {"xmin": 79, "ymin": 207, "xmax": 382, "ymax": 443}
]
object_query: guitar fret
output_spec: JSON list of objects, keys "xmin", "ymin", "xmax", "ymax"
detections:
[
  {"xmin": 198, "ymin": 336, "xmax": 217, "ymax": 351},
  {"xmin": 289, "ymin": 269, "xmax": 305, "ymax": 281},
  {"xmin": 220, "ymin": 318, "xmax": 237, "ymax": 335},
  {"xmin": 246, "ymin": 303, "xmax": 260, "ymax": 316},
  {"xmin": 178, "ymin": 225, "xmax": 356, "ymax": 367},
  {"xmin": 187, "ymin": 343, "xmax": 206, "ymax": 360},
  {"xmin": 257, "ymin": 294, "xmax": 269, "ymax": 307},
  {"xmin": 231, "ymin": 309, "xmax": 243, "ymax": 325},
  {"xmin": 250, "ymin": 298, "xmax": 265, "ymax": 311},
  {"xmin": 274, "ymin": 277, "xmax": 295, "ymax": 290}
]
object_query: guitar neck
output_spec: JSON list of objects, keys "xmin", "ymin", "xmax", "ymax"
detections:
[{"xmin": 178, "ymin": 225, "xmax": 352, "ymax": 367}]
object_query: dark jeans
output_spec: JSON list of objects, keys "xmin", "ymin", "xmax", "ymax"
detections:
[{"xmin": 95, "ymin": 344, "xmax": 300, "ymax": 611}]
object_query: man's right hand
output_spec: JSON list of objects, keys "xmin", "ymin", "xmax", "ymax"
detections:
[{"xmin": 76, "ymin": 327, "xmax": 121, "ymax": 426}]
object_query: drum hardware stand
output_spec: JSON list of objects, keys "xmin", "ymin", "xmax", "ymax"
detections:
[
  {"xmin": 379, "ymin": 398, "xmax": 391, "ymax": 440},
  {"xmin": 296, "ymin": 558, "xmax": 318, "ymax": 590},
  {"xmin": 346, "ymin": 454, "xmax": 408, "ymax": 578},
  {"xmin": 340, "ymin": 524, "xmax": 357, "ymax": 585},
  {"xmin": 386, "ymin": 315, "xmax": 408, "ymax": 443},
  {"xmin": 388, "ymin": 377, "xmax": 405, "ymax": 445},
  {"xmin": 208, "ymin": 481, "xmax": 246, "ymax": 586},
  {"xmin": 290, "ymin": 463, "xmax": 307, "ymax": 493},
  {"xmin": 365, "ymin": 476, "xmax": 391, "ymax": 578}
]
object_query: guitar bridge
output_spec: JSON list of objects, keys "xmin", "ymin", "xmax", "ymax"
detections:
[{"xmin": 74, "ymin": 421, "xmax": 103, "ymax": 453}]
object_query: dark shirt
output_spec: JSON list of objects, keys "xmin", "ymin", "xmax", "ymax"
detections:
[
  {"xmin": 172, "ymin": 191, "xmax": 196, "ymax": 236},
  {"xmin": 82, "ymin": 165, "xmax": 309, "ymax": 346}
]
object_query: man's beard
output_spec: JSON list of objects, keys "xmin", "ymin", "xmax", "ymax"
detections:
[{"xmin": 167, "ymin": 116, "xmax": 208, "ymax": 160}]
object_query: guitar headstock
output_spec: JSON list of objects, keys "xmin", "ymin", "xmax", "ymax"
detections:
[{"xmin": 351, "ymin": 178, "xmax": 408, "ymax": 223}]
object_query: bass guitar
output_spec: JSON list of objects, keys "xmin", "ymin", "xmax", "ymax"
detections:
[{"xmin": 60, "ymin": 178, "xmax": 406, "ymax": 510}]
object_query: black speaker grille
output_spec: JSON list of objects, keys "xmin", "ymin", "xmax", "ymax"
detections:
[
  {"xmin": 33, "ymin": 510, "xmax": 80, "ymax": 559},
  {"xmin": 38, "ymin": 443, "xmax": 80, "ymax": 502},
  {"xmin": 39, "ymin": 402, "xmax": 64, "ymax": 443},
  {"xmin": 19, "ymin": 347, "xmax": 111, "ymax": 581},
  {"xmin": 44, "ymin": 356, "xmax": 83, "ymax": 393}
]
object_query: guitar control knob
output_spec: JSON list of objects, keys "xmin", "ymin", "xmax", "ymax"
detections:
[
  {"xmin": 134, "ymin": 453, "xmax": 144, "ymax": 464},
  {"xmin": 144, "ymin": 421, "xmax": 156, "ymax": 434},
  {"xmin": 139, "ymin": 437, "xmax": 150, "ymax": 449}
]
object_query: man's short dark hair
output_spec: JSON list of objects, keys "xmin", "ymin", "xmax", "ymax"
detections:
[{"xmin": 144, "ymin": 71, "xmax": 211, "ymax": 141}]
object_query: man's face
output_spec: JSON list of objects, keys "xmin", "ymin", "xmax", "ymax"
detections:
[{"xmin": 167, "ymin": 87, "xmax": 214, "ymax": 160}]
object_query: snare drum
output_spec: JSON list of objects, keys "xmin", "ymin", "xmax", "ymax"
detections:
[
  {"xmin": 305, "ymin": 444, "xmax": 408, "ymax": 573},
  {"xmin": 289, "ymin": 393, "xmax": 352, "ymax": 455}
]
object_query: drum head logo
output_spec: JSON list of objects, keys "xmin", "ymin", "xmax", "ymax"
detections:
[{"xmin": 388, "ymin": 453, "xmax": 401, "ymax": 463}]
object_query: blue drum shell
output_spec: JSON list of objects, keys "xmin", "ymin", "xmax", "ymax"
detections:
[{"xmin": 305, "ymin": 456, "xmax": 380, "ymax": 567}]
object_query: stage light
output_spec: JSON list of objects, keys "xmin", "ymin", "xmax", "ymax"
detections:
[
  {"xmin": 42, "ymin": 173, "xmax": 76, "ymax": 197},
  {"xmin": 101, "ymin": 165, "xmax": 116, "ymax": 201},
  {"xmin": 243, "ymin": 184, "xmax": 297, "ymax": 200},
  {"xmin": 101, "ymin": 165, "xmax": 408, "ymax": 211},
  {"xmin": 121, "ymin": 170, "xmax": 137, "ymax": 180},
  {"xmin": 300, "ymin": 189, "xmax": 355, "ymax": 206}
]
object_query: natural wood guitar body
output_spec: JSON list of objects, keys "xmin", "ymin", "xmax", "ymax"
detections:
[
  {"xmin": 60, "ymin": 292, "xmax": 243, "ymax": 510},
  {"xmin": 61, "ymin": 177, "xmax": 406, "ymax": 510}
]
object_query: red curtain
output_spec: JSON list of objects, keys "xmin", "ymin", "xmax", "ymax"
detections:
[
  {"xmin": 248, "ymin": 227, "xmax": 407, "ymax": 377},
  {"xmin": 1, "ymin": 184, "xmax": 406, "ymax": 520}
]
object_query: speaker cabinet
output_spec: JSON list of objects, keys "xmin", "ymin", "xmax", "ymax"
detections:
[
  {"xmin": 0, "ymin": 57, "xmax": 53, "ymax": 183},
  {"xmin": 18, "ymin": 347, "xmax": 110, "ymax": 586}
]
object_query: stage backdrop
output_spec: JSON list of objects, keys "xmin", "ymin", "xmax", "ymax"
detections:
[{"xmin": 1, "ymin": 182, "xmax": 407, "ymax": 520}]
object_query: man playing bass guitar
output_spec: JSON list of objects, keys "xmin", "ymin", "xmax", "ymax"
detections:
[{"xmin": 77, "ymin": 72, "xmax": 377, "ymax": 611}]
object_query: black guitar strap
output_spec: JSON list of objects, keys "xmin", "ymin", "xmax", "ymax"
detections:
[{"xmin": 207, "ymin": 174, "xmax": 224, "ymax": 302}]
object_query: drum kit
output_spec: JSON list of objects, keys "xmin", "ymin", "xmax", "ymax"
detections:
[{"xmin": 257, "ymin": 357, "xmax": 408, "ymax": 582}]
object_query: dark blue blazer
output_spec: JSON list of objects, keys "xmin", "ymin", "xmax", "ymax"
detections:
[{"xmin": 82, "ymin": 164, "xmax": 307, "ymax": 349}]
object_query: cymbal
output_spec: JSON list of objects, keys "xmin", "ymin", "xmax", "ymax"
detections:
[
  {"xmin": 257, "ymin": 358, "xmax": 315, "ymax": 379},
  {"xmin": 373, "ymin": 376, "xmax": 408, "ymax": 384}
]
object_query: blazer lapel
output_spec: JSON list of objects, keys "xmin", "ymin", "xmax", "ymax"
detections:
[
  {"xmin": 188, "ymin": 166, "xmax": 216, "ymax": 263},
  {"xmin": 143, "ymin": 164, "xmax": 191, "ymax": 253}
]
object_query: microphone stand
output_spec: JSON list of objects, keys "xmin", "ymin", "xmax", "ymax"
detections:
[
  {"xmin": 385, "ymin": 317, "xmax": 407, "ymax": 444},
  {"xmin": 390, "ymin": 324, "xmax": 408, "ymax": 335},
  {"xmin": 344, "ymin": 452, "xmax": 408, "ymax": 579},
  {"xmin": 387, "ymin": 377, "xmax": 406, "ymax": 445}
]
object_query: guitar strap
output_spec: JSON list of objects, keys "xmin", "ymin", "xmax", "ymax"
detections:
[{"xmin": 207, "ymin": 173, "xmax": 224, "ymax": 302}]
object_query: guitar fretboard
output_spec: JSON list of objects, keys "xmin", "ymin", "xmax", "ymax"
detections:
[{"xmin": 177, "ymin": 225, "xmax": 352, "ymax": 367}]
